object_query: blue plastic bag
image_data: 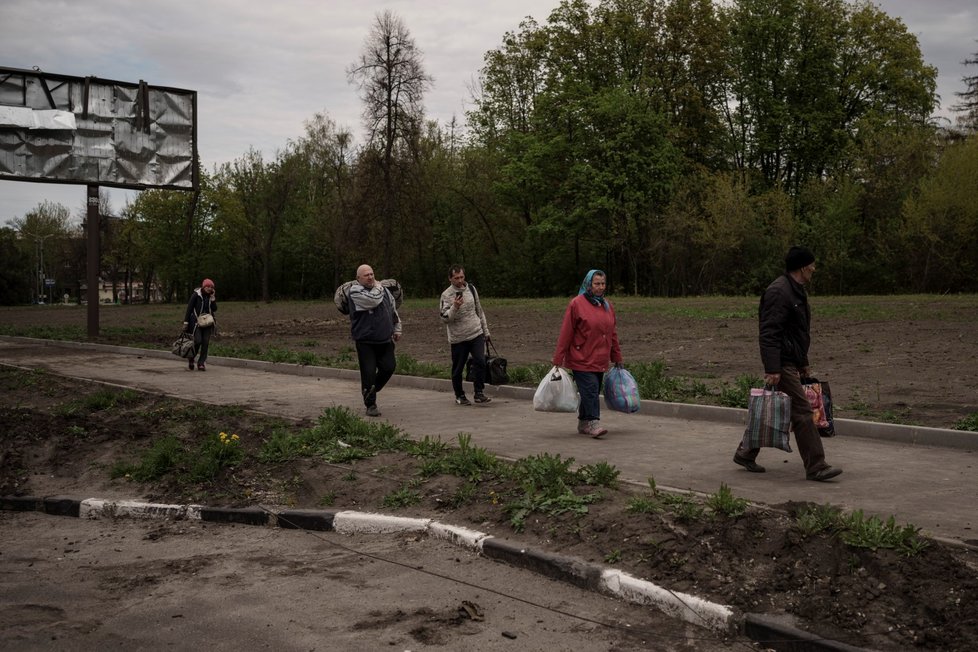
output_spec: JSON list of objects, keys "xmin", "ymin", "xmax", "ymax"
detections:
[{"xmin": 603, "ymin": 367, "xmax": 640, "ymax": 413}]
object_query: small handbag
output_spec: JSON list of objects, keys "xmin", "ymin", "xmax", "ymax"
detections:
[{"xmin": 197, "ymin": 312, "xmax": 215, "ymax": 328}]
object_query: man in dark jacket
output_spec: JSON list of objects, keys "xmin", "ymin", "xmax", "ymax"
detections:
[
  {"xmin": 339, "ymin": 264, "xmax": 402, "ymax": 417},
  {"xmin": 734, "ymin": 246, "xmax": 842, "ymax": 482}
]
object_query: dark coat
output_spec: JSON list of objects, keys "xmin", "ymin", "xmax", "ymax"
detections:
[
  {"xmin": 758, "ymin": 274, "xmax": 811, "ymax": 374},
  {"xmin": 184, "ymin": 288, "xmax": 217, "ymax": 332}
]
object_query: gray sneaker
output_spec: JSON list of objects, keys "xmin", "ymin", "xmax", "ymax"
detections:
[
  {"xmin": 365, "ymin": 405, "xmax": 381, "ymax": 417},
  {"xmin": 474, "ymin": 392, "xmax": 492, "ymax": 404}
]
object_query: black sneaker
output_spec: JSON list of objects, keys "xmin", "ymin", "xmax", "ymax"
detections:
[
  {"xmin": 474, "ymin": 393, "xmax": 492, "ymax": 404},
  {"xmin": 807, "ymin": 466, "xmax": 842, "ymax": 482},
  {"xmin": 733, "ymin": 454, "xmax": 765, "ymax": 473},
  {"xmin": 455, "ymin": 395, "xmax": 472, "ymax": 406}
]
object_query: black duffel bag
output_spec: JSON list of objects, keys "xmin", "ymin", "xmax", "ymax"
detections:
[{"xmin": 465, "ymin": 340, "xmax": 509, "ymax": 385}]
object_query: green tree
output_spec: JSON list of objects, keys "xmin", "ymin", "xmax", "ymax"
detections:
[
  {"xmin": 214, "ymin": 147, "xmax": 302, "ymax": 302},
  {"xmin": 0, "ymin": 227, "xmax": 31, "ymax": 305},
  {"xmin": 722, "ymin": 0, "xmax": 937, "ymax": 193},
  {"xmin": 10, "ymin": 200, "xmax": 72, "ymax": 303},
  {"xmin": 899, "ymin": 136, "xmax": 978, "ymax": 291}
]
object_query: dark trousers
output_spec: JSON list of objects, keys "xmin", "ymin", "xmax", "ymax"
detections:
[
  {"xmin": 450, "ymin": 335, "xmax": 486, "ymax": 397},
  {"xmin": 737, "ymin": 365, "xmax": 828, "ymax": 474},
  {"xmin": 193, "ymin": 327, "xmax": 213, "ymax": 363},
  {"xmin": 355, "ymin": 341, "xmax": 396, "ymax": 406},
  {"xmin": 572, "ymin": 370, "xmax": 604, "ymax": 422}
]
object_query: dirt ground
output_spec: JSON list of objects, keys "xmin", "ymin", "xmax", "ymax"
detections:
[
  {"xmin": 3, "ymin": 511, "xmax": 740, "ymax": 651},
  {"xmin": 2, "ymin": 294, "xmax": 976, "ymax": 428},
  {"xmin": 1, "ymin": 366, "xmax": 976, "ymax": 651}
]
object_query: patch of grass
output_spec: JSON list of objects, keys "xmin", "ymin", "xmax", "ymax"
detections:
[
  {"xmin": 506, "ymin": 362, "xmax": 553, "ymax": 385},
  {"xmin": 54, "ymin": 388, "xmax": 142, "ymax": 416},
  {"xmin": 393, "ymin": 354, "xmax": 449, "ymax": 379},
  {"xmin": 838, "ymin": 510, "xmax": 930, "ymax": 556},
  {"xmin": 318, "ymin": 492, "xmax": 336, "ymax": 507},
  {"xmin": 706, "ymin": 483, "xmax": 749, "ymax": 518},
  {"xmin": 953, "ymin": 412, "xmax": 978, "ymax": 431},
  {"xmin": 795, "ymin": 505, "xmax": 930, "ymax": 556},
  {"xmin": 189, "ymin": 432, "xmax": 244, "ymax": 482},
  {"xmin": 625, "ymin": 495, "xmax": 661, "ymax": 514},
  {"xmin": 716, "ymin": 374, "xmax": 763, "ymax": 408},
  {"xmin": 112, "ymin": 435, "xmax": 184, "ymax": 481},
  {"xmin": 628, "ymin": 360, "xmax": 710, "ymax": 403},
  {"xmin": 504, "ymin": 452, "xmax": 602, "ymax": 532},
  {"xmin": 447, "ymin": 482, "xmax": 478, "ymax": 508},
  {"xmin": 604, "ymin": 549, "xmax": 622, "ymax": 564},
  {"xmin": 659, "ymin": 492, "xmax": 705, "ymax": 522},
  {"xmin": 577, "ymin": 461, "xmax": 620, "ymax": 488},
  {"xmin": 435, "ymin": 433, "xmax": 500, "ymax": 481},
  {"xmin": 796, "ymin": 504, "xmax": 843, "ymax": 535},
  {"xmin": 257, "ymin": 406, "xmax": 411, "ymax": 464},
  {"xmin": 382, "ymin": 486, "xmax": 422, "ymax": 509}
]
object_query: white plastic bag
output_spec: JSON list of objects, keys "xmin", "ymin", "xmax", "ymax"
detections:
[{"xmin": 533, "ymin": 366, "xmax": 579, "ymax": 412}]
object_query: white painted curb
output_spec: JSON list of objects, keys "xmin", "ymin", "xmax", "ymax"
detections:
[
  {"xmin": 80, "ymin": 498, "xmax": 201, "ymax": 521},
  {"xmin": 427, "ymin": 521, "xmax": 491, "ymax": 550},
  {"xmin": 332, "ymin": 510, "xmax": 430, "ymax": 535},
  {"xmin": 601, "ymin": 568, "xmax": 735, "ymax": 633}
]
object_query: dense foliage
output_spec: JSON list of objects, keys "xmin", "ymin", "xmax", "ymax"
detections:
[{"xmin": 5, "ymin": 1, "xmax": 978, "ymax": 303}]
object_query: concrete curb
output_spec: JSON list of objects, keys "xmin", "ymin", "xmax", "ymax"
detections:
[
  {"xmin": 1, "ymin": 494, "xmax": 871, "ymax": 650},
  {"xmin": 3, "ymin": 335, "xmax": 975, "ymax": 450}
]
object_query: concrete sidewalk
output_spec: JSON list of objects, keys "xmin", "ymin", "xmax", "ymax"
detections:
[{"xmin": 2, "ymin": 336, "xmax": 976, "ymax": 547}]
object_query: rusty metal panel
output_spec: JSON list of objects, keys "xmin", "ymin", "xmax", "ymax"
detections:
[{"xmin": 0, "ymin": 66, "xmax": 197, "ymax": 190}]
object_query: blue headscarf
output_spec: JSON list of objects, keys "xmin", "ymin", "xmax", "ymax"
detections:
[{"xmin": 578, "ymin": 269, "xmax": 609, "ymax": 310}]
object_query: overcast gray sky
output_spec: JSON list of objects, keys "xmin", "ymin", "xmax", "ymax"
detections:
[{"xmin": 1, "ymin": 0, "xmax": 974, "ymax": 224}]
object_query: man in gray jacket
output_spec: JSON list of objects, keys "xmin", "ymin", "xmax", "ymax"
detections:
[
  {"xmin": 734, "ymin": 246, "xmax": 842, "ymax": 482},
  {"xmin": 340, "ymin": 264, "xmax": 402, "ymax": 417},
  {"xmin": 439, "ymin": 265, "xmax": 491, "ymax": 406}
]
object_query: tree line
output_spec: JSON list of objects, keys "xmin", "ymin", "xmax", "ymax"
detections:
[{"xmin": 3, "ymin": 0, "xmax": 978, "ymax": 306}]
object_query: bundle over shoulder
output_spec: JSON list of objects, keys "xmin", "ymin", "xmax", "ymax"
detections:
[{"xmin": 335, "ymin": 278, "xmax": 403, "ymax": 314}]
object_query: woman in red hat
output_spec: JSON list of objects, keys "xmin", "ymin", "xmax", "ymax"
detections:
[{"xmin": 182, "ymin": 278, "xmax": 217, "ymax": 370}]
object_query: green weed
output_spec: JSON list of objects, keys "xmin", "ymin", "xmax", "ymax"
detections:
[
  {"xmin": 717, "ymin": 374, "xmax": 763, "ymax": 408},
  {"xmin": 382, "ymin": 487, "xmax": 422, "ymax": 509},
  {"xmin": 625, "ymin": 495, "xmax": 661, "ymax": 514},
  {"xmin": 604, "ymin": 549, "xmax": 622, "ymax": 564},
  {"xmin": 707, "ymin": 483, "xmax": 749, "ymax": 518},
  {"xmin": 577, "ymin": 461, "xmax": 620, "ymax": 488},
  {"xmin": 112, "ymin": 435, "xmax": 184, "ymax": 481},
  {"xmin": 796, "ymin": 504, "xmax": 843, "ymax": 535},
  {"xmin": 954, "ymin": 413, "xmax": 978, "ymax": 431}
]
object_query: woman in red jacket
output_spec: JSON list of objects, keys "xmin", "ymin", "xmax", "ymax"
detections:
[{"xmin": 552, "ymin": 269, "xmax": 623, "ymax": 438}]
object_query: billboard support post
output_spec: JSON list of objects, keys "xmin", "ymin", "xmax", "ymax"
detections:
[{"xmin": 86, "ymin": 185, "xmax": 100, "ymax": 338}]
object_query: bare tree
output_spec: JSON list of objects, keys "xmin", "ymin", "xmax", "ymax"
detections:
[
  {"xmin": 347, "ymin": 9, "xmax": 433, "ymax": 273},
  {"xmin": 953, "ymin": 42, "xmax": 978, "ymax": 133}
]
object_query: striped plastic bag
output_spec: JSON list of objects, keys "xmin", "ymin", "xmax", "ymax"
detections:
[
  {"xmin": 603, "ymin": 367, "xmax": 641, "ymax": 413},
  {"xmin": 741, "ymin": 387, "xmax": 792, "ymax": 452}
]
